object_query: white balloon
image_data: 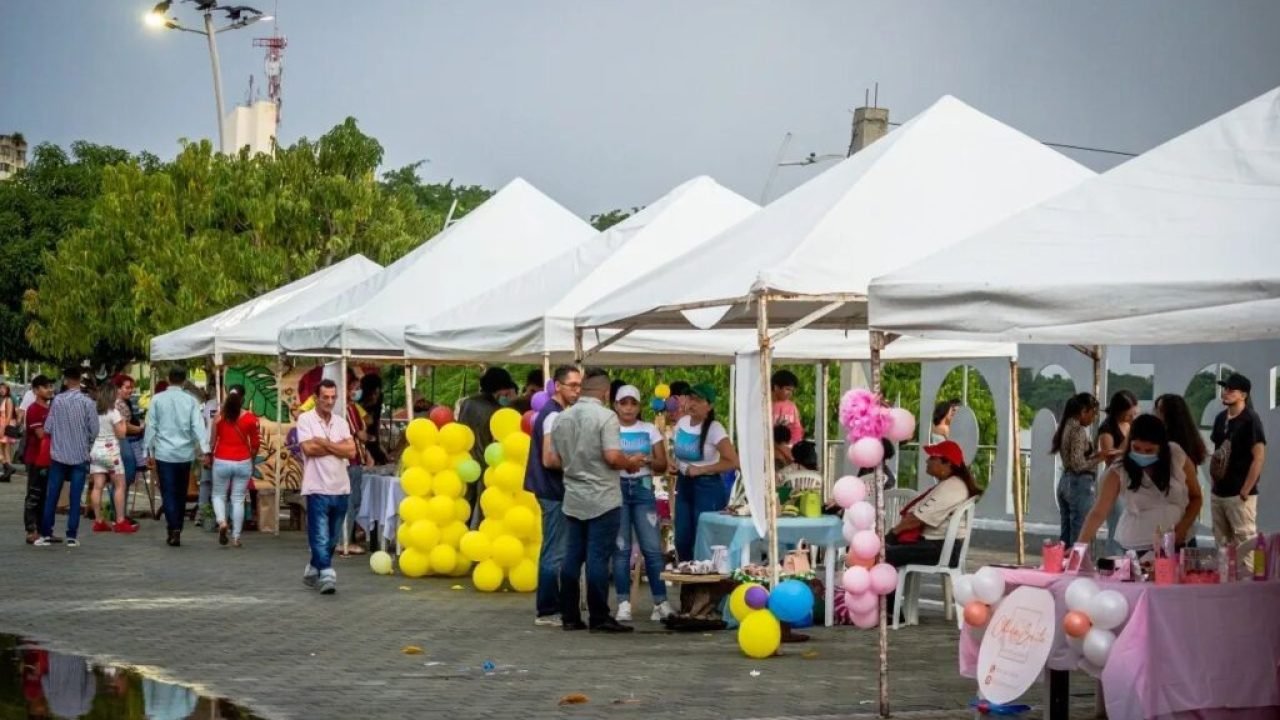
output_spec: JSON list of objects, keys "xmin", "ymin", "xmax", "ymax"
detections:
[
  {"xmin": 953, "ymin": 575, "xmax": 976, "ymax": 606},
  {"xmin": 1085, "ymin": 590, "xmax": 1130, "ymax": 631},
  {"xmin": 971, "ymin": 567, "xmax": 1006, "ymax": 605},
  {"xmin": 1064, "ymin": 577, "xmax": 1100, "ymax": 612},
  {"xmin": 1081, "ymin": 628, "xmax": 1116, "ymax": 668},
  {"xmin": 842, "ymin": 522, "xmax": 858, "ymax": 544},
  {"xmin": 848, "ymin": 501, "xmax": 877, "ymax": 531}
]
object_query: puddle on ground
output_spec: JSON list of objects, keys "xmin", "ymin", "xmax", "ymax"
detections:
[{"xmin": 0, "ymin": 634, "xmax": 265, "ymax": 719}]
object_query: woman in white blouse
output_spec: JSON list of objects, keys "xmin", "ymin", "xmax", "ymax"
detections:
[{"xmin": 1078, "ymin": 414, "xmax": 1203, "ymax": 551}]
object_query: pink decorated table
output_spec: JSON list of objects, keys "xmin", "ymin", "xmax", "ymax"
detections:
[{"xmin": 959, "ymin": 568, "xmax": 1280, "ymax": 720}]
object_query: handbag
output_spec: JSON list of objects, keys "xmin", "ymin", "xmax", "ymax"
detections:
[
  {"xmin": 783, "ymin": 539, "xmax": 813, "ymax": 574},
  {"xmin": 3, "ymin": 425, "xmax": 20, "ymax": 439}
]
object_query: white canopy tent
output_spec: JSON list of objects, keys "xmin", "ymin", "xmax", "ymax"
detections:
[
  {"xmin": 573, "ymin": 95, "xmax": 1096, "ymax": 717},
  {"xmin": 150, "ymin": 254, "xmax": 382, "ymax": 363},
  {"xmin": 869, "ymin": 86, "xmax": 1280, "ymax": 345}
]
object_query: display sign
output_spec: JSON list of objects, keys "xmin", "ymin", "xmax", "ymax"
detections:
[{"xmin": 976, "ymin": 586, "xmax": 1055, "ymax": 705}]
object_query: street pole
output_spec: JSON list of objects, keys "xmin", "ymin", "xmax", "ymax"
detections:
[{"xmin": 203, "ymin": 11, "xmax": 227, "ymax": 153}]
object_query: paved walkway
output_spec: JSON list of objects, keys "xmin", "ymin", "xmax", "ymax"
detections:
[{"xmin": 0, "ymin": 481, "xmax": 1095, "ymax": 719}]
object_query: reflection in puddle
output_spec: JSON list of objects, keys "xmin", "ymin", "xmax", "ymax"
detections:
[{"xmin": 0, "ymin": 634, "xmax": 264, "ymax": 719}]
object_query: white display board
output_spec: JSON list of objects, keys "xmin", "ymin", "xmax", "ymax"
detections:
[{"xmin": 976, "ymin": 586, "xmax": 1055, "ymax": 704}]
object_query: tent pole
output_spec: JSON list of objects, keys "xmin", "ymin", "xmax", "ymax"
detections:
[
  {"xmin": 1092, "ymin": 345, "xmax": 1103, "ymax": 400},
  {"xmin": 728, "ymin": 363, "xmax": 736, "ymax": 440},
  {"xmin": 404, "ymin": 361, "xmax": 414, "ymax": 424},
  {"xmin": 273, "ymin": 358, "xmax": 284, "ymax": 537},
  {"xmin": 870, "ymin": 330, "xmax": 890, "ymax": 719},
  {"xmin": 757, "ymin": 295, "xmax": 780, "ymax": 588},
  {"xmin": 215, "ymin": 363, "xmax": 224, "ymax": 404},
  {"xmin": 339, "ymin": 354, "xmax": 349, "ymax": 556},
  {"xmin": 1011, "ymin": 359, "xmax": 1025, "ymax": 564},
  {"xmin": 573, "ymin": 328, "xmax": 585, "ymax": 367},
  {"xmin": 817, "ymin": 361, "xmax": 828, "ymax": 484},
  {"xmin": 541, "ymin": 352, "xmax": 551, "ymax": 389}
]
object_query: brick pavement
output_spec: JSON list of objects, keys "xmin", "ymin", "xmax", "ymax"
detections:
[{"xmin": 0, "ymin": 481, "xmax": 1097, "ymax": 719}]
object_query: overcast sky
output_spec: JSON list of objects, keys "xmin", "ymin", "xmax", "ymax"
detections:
[{"xmin": 3, "ymin": 1, "xmax": 1279, "ymax": 215}]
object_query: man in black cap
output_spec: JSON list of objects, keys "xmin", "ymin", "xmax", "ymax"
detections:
[
  {"xmin": 458, "ymin": 367, "xmax": 518, "ymax": 524},
  {"xmin": 1209, "ymin": 372, "xmax": 1266, "ymax": 573}
]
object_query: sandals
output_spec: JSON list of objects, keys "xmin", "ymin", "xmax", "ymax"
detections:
[{"xmin": 218, "ymin": 523, "xmax": 229, "ymax": 546}]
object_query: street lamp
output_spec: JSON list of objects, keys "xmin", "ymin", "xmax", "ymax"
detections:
[{"xmin": 144, "ymin": 1, "xmax": 272, "ymax": 152}]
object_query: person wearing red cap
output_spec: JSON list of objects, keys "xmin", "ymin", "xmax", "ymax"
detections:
[{"xmin": 882, "ymin": 440, "xmax": 980, "ymax": 571}]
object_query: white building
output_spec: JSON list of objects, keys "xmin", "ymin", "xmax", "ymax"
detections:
[
  {"xmin": 223, "ymin": 101, "xmax": 277, "ymax": 156},
  {"xmin": 0, "ymin": 133, "xmax": 28, "ymax": 180}
]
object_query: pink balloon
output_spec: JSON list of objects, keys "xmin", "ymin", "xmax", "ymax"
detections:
[
  {"xmin": 841, "ymin": 522, "xmax": 858, "ymax": 544},
  {"xmin": 842, "ymin": 566, "xmax": 871, "ymax": 595},
  {"xmin": 849, "ymin": 437, "xmax": 885, "ymax": 469},
  {"xmin": 868, "ymin": 563, "xmax": 899, "ymax": 595},
  {"xmin": 886, "ymin": 407, "xmax": 916, "ymax": 443},
  {"xmin": 848, "ymin": 589, "xmax": 879, "ymax": 615},
  {"xmin": 832, "ymin": 475, "xmax": 867, "ymax": 509},
  {"xmin": 848, "ymin": 501, "xmax": 876, "ymax": 531},
  {"xmin": 852, "ymin": 609, "xmax": 880, "ymax": 629},
  {"xmin": 851, "ymin": 530, "xmax": 881, "ymax": 561}
]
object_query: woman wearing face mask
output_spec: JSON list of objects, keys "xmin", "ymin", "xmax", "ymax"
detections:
[
  {"xmin": 1078, "ymin": 414, "xmax": 1203, "ymax": 551},
  {"xmin": 611, "ymin": 385, "xmax": 673, "ymax": 623},
  {"xmin": 1097, "ymin": 390, "xmax": 1139, "ymax": 554},
  {"xmin": 672, "ymin": 383, "xmax": 739, "ymax": 562}
]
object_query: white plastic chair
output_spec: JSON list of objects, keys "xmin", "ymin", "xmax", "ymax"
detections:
[
  {"xmin": 882, "ymin": 487, "xmax": 919, "ymax": 529},
  {"xmin": 892, "ymin": 496, "xmax": 978, "ymax": 629}
]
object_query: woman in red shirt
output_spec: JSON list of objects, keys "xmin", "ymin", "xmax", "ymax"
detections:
[{"xmin": 210, "ymin": 385, "xmax": 261, "ymax": 548}]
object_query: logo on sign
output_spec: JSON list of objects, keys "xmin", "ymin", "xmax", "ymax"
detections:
[{"xmin": 976, "ymin": 586, "xmax": 1055, "ymax": 705}]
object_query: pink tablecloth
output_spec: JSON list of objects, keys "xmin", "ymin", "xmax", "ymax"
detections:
[{"xmin": 959, "ymin": 569, "xmax": 1280, "ymax": 720}]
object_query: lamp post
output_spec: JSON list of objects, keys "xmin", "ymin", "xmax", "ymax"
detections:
[{"xmin": 144, "ymin": 1, "xmax": 271, "ymax": 153}]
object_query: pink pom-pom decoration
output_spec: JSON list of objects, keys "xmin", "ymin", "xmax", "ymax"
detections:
[
  {"xmin": 848, "ymin": 500, "xmax": 876, "ymax": 531},
  {"xmin": 868, "ymin": 563, "xmax": 899, "ymax": 595},
  {"xmin": 848, "ymin": 589, "xmax": 879, "ymax": 615},
  {"xmin": 886, "ymin": 407, "xmax": 917, "ymax": 443},
  {"xmin": 852, "ymin": 609, "xmax": 879, "ymax": 629},
  {"xmin": 832, "ymin": 475, "xmax": 867, "ymax": 509},
  {"xmin": 842, "ymin": 566, "xmax": 871, "ymax": 595},
  {"xmin": 851, "ymin": 530, "xmax": 881, "ymax": 560},
  {"xmin": 849, "ymin": 437, "xmax": 885, "ymax": 469},
  {"xmin": 839, "ymin": 389, "xmax": 893, "ymax": 442}
]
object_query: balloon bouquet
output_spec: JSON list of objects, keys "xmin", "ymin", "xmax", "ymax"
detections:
[
  {"xmin": 728, "ymin": 579, "xmax": 816, "ymax": 658},
  {"xmin": 369, "ymin": 406, "xmax": 543, "ymax": 593},
  {"xmin": 1061, "ymin": 578, "xmax": 1130, "ymax": 673}
]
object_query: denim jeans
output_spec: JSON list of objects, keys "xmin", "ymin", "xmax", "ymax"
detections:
[
  {"xmin": 674, "ymin": 473, "xmax": 729, "ymax": 562},
  {"xmin": 198, "ymin": 466, "xmax": 213, "ymax": 508},
  {"xmin": 345, "ymin": 465, "xmax": 364, "ymax": 542},
  {"xmin": 42, "ymin": 461, "xmax": 88, "ymax": 538},
  {"xmin": 1057, "ymin": 470, "xmax": 1096, "ymax": 546},
  {"xmin": 536, "ymin": 498, "xmax": 568, "ymax": 618},
  {"xmin": 24, "ymin": 464, "xmax": 48, "ymax": 534},
  {"xmin": 155, "ymin": 460, "xmax": 192, "ymax": 532},
  {"xmin": 560, "ymin": 507, "xmax": 621, "ymax": 627},
  {"xmin": 212, "ymin": 459, "xmax": 253, "ymax": 538},
  {"xmin": 306, "ymin": 493, "xmax": 349, "ymax": 572},
  {"xmin": 614, "ymin": 477, "xmax": 667, "ymax": 603}
]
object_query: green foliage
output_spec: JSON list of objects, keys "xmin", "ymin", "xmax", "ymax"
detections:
[
  {"xmin": 589, "ymin": 207, "xmax": 640, "ymax": 231},
  {"xmin": 382, "ymin": 162, "xmax": 493, "ymax": 224}
]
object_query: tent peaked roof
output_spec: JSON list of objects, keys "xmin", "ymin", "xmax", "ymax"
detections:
[
  {"xmin": 869, "ymin": 86, "xmax": 1280, "ymax": 344},
  {"xmin": 576, "ymin": 95, "xmax": 1093, "ymax": 331},
  {"xmin": 403, "ymin": 176, "xmax": 760, "ymax": 363},
  {"xmin": 277, "ymin": 178, "xmax": 595, "ymax": 356},
  {"xmin": 149, "ymin": 254, "xmax": 382, "ymax": 361}
]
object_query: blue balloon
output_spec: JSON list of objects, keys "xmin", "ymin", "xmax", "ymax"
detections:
[
  {"xmin": 792, "ymin": 612, "xmax": 814, "ymax": 630},
  {"xmin": 650, "ymin": 397, "xmax": 665, "ymax": 412},
  {"xmin": 767, "ymin": 579, "xmax": 814, "ymax": 624}
]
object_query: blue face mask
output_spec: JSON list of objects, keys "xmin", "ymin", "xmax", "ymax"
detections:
[
  {"xmin": 497, "ymin": 395, "xmax": 513, "ymax": 407},
  {"xmin": 353, "ymin": 390, "xmax": 363, "ymax": 402},
  {"xmin": 1128, "ymin": 451, "xmax": 1158, "ymax": 468}
]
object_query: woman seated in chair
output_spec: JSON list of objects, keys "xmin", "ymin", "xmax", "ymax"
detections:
[{"xmin": 882, "ymin": 440, "xmax": 980, "ymax": 569}]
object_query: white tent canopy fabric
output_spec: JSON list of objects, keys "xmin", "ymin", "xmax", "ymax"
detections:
[
  {"xmin": 869, "ymin": 87, "xmax": 1280, "ymax": 345},
  {"xmin": 149, "ymin": 254, "xmax": 382, "ymax": 362},
  {"xmin": 277, "ymin": 178, "xmax": 596, "ymax": 357},
  {"xmin": 575, "ymin": 95, "xmax": 1095, "ymax": 333}
]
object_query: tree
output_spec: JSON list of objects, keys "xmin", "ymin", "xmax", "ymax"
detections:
[
  {"xmin": 590, "ymin": 207, "xmax": 640, "ymax": 231},
  {"xmin": 381, "ymin": 162, "xmax": 493, "ymax": 224},
  {"xmin": 26, "ymin": 119, "xmax": 437, "ymax": 368}
]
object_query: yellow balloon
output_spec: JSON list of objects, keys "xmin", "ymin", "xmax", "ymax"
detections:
[
  {"xmin": 655, "ymin": 383, "xmax": 671, "ymax": 400},
  {"xmin": 399, "ymin": 547, "xmax": 430, "ymax": 578},
  {"xmin": 516, "ymin": 490, "xmax": 540, "ymax": 511},
  {"xmin": 440, "ymin": 521, "xmax": 468, "ymax": 548},
  {"xmin": 525, "ymin": 539, "xmax": 541, "ymax": 561},
  {"xmin": 488, "ymin": 408, "xmax": 522, "ymax": 442},
  {"xmin": 508, "ymin": 558, "xmax": 538, "ymax": 592},
  {"xmin": 500, "ymin": 432, "xmax": 531, "ymax": 465},
  {"xmin": 449, "ymin": 452, "xmax": 472, "ymax": 470},
  {"xmin": 450, "ymin": 554, "xmax": 473, "ymax": 577},
  {"xmin": 429, "ymin": 544, "xmax": 457, "ymax": 575},
  {"xmin": 433, "ymin": 469, "xmax": 464, "ymax": 499},
  {"xmin": 503, "ymin": 505, "xmax": 536, "ymax": 539},
  {"xmin": 407, "ymin": 519, "xmax": 440, "ymax": 552},
  {"xmin": 401, "ymin": 447, "xmax": 423, "ymax": 470},
  {"xmin": 395, "ymin": 522, "xmax": 411, "ymax": 551},
  {"xmin": 439, "ymin": 422, "xmax": 475, "ymax": 455},
  {"xmin": 480, "ymin": 487, "xmax": 514, "ymax": 519},
  {"xmin": 405, "ymin": 418, "xmax": 439, "ymax": 449},
  {"xmin": 453, "ymin": 498, "xmax": 472, "ymax": 524},
  {"xmin": 426, "ymin": 495, "xmax": 455, "ymax": 525},
  {"xmin": 369, "ymin": 550, "xmax": 394, "ymax": 575},
  {"xmin": 491, "ymin": 534, "xmax": 525, "ymax": 569},
  {"xmin": 478, "ymin": 518, "xmax": 506, "ymax": 539},
  {"xmin": 738, "ymin": 609, "xmax": 782, "ymax": 659},
  {"xmin": 482, "ymin": 467, "xmax": 496, "ymax": 488},
  {"xmin": 491, "ymin": 462, "xmax": 524, "ymax": 494},
  {"xmin": 399, "ymin": 496, "xmax": 431, "ymax": 524},
  {"xmin": 459, "ymin": 530, "xmax": 493, "ymax": 562},
  {"xmin": 729, "ymin": 582, "xmax": 763, "ymax": 622},
  {"xmin": 472, "ymin": 559, "xmax": 504, "ymax": 592},
  {"xmin": 400, "ymin": 467, "xmax": 432, "ymax": 497},
  {"xmin": 421, "ymin": 445, "xmax": 450, "ymax": 473}
]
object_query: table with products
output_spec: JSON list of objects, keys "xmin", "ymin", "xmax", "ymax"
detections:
[
  {"xmin": 958, "ymin": 567, "xmax": 1280, "ymax": 720},
  {"xmin": 694, "ymin": 513, "xmax": 844, "ymax": 627}
]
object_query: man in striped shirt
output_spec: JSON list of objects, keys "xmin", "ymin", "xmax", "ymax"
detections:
[{"xmin": 36, "ymin": 367, "xmax": 98, "ymax": 547}]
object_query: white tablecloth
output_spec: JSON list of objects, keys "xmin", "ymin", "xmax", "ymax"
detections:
[{"xmin": 357, "ymin": 473, "xmax": 403, "ymax": 548}]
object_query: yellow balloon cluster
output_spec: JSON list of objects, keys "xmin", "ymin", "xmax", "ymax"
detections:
[{"xmin": 389, "ymin": 416, "xmax": 543, "ymax": 591}]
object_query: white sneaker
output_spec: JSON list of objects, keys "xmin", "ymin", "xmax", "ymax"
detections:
[
  {"xmin": 318, "ymin": 568, "xmax": 337, "ymax": 595},
  {"xmin": 534, "ymin": 614, "xmax": 561, "ymax": 627},
  {"xmin": 616, "ymin": 601, "xmax": 632, "ymax": 622},
  {"xmin": 651, "ymin": 600, "xmax": 674, "ymax": 621},
  {"xmin": 302, "ymin": 564, "xmax": 319, "ymax": 589},
  {"xmin": 33, "ymin": 536, "xmax": 53, "ymax": 547}
]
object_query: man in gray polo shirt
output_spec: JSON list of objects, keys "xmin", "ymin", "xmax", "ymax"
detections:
[{"xmin": 552, "ymin": 368, "xmax": 645, "ymax": 633}]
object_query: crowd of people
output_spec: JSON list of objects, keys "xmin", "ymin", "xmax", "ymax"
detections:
[{"xmin": 1052, "ymin": 373, "xmax": 1266, "ymax": 572}]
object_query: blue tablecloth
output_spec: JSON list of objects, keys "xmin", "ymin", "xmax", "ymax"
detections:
[{"xmin": 694, "ymin": 513, "xmax": 844, "ymax": 569}]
